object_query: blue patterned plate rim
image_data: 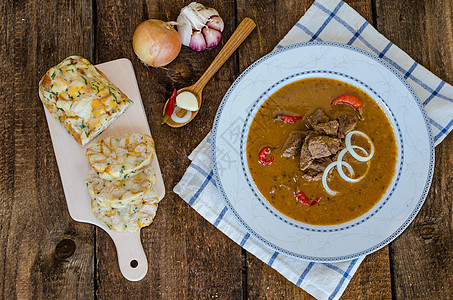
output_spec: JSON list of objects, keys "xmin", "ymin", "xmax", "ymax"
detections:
[{"xmin": 210, "ymin": 41, "xmax": 435, "ymax": 262}]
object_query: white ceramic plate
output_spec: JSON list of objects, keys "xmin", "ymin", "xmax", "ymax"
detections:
[
  {"xmin": 211, "ymin": 42, "xmax": 434, "ymax": 262},
  {"xmin": 42, "ymin": 58, "xmax": 165, "ymax": 280}
]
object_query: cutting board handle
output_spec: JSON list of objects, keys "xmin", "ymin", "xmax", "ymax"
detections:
[{"xmin": 109, "ymin": 231, "xmax": 148, "ymax": 281}]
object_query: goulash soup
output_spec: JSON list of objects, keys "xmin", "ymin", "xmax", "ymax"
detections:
[{"xmin": 246, "ymin": 77, "xmax": 398, "ymax": 225}]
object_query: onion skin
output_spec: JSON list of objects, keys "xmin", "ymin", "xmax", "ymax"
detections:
[{"xmin": 132, "ymin": 19, "xmax": 182, "ymax": 67}]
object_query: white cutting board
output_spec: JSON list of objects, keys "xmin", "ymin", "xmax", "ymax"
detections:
[{"xmin": 42, "ymin": 58, "xmax": 165, "ymax": 281}]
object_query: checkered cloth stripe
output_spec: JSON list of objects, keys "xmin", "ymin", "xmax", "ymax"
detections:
[{"xmin": 277, "ymin": 0, "xmax": 453, "ymax": 146}]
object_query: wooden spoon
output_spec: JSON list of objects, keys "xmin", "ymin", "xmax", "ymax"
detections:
[{"xmin": 163, "ymin": 17, "xmax": 256, "ymax": 127}]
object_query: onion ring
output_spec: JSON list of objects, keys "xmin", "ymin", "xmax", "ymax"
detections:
[
  {"xmin": 321, "ymin": 130, "xmax": 375, "ymax": 195},
  {"xmin": 336, "ymin": 147, "xmax": 368, "ymax": 183},
  {"xmin": 345, "ymin": 130, "xmax": 374, "ymax": 162},
  {"xmin": 322, "ymin": 160, "xmax": 354, "ymax": 195},
  {"xmin": 171, "ymin": 106, "xmax": 192, "ymax": 123}
]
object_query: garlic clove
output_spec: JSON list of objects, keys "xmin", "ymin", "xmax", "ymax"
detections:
[
  {"xmin": 202, "ymin": 27, "xmax": 221, "ymax": 49},
  {"xmin": 176, "ymin": 13, "xmax": 193, "ymax": 46},
  {"xmin": 189, "ymin": 31, "xmax": 207, "ymax": 51},
  {"xmin": 176, "ymin": 91, "xmax": 199, "ymax": 111},
  {"xmin": 187, "ymin": 2, "xmax": 205, "ymax": 11},
  {"xmin": 181, "ymin": 5, "xmax": 206, "ymax": 31},
  {"xmin": 195, "ymin": 6, "xmax": 219, "ymax": 21},
  {"xmin": 206, "ymin": 16, "xmax": 224, "ymax": 32},
  {"xmin": 187, "ymin": 2, "xmax": 218, "ymax": 16}
]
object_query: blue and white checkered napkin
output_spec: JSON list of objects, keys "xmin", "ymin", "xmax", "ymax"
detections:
[{"xmin": 174, "ymin": 0, "xmax": 453, "ymax": 299}]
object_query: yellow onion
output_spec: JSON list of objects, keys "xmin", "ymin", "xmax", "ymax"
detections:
[{"xmin": 132, "ymin": 19, "xmax": 182, "ymax": 67}]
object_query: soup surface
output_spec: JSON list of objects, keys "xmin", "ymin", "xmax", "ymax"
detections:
[{"xmin": 246, "ymin": 78, "xmax": 398, "ymax": 225}]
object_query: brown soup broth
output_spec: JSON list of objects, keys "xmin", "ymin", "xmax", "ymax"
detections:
[{"xmin": 246, "ymin": 78, "xmax": 398, "ymax": 225}]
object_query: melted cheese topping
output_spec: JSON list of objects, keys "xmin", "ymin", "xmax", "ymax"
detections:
[
  {"xmin": 38, "ymin": 56, "xmax": 133, "ymax": 146},
  {"xmin": 86, "ymin": 133, "xmax": 155, "ymax": 180}
]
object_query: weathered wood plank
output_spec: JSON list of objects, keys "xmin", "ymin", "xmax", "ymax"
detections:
[
  {"xmin": 0, "ymin": 0, "xmax": 94, "ymax": 299},
  {"xmin": 375, "ymin": 0, "xmax": 453, "ymax": 298},
  {"xmin": 236, "ymin": 1, "xmax": 314, "ymax": 298},
  {"xmin": 94, "ymin": 0, "xmax": 243, "ymax": 298},
  {"xmin": 342, "ymin": 251, "xmax": 392, "ymax": 299},
  {"xmin": 0, "ymin": 0, "xmax": 451, "ymax": 298}
]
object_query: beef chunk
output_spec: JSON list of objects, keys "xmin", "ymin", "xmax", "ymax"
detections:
[
  {"xmin": 308, "ymin": 136, "xmax": 341, "ymax": 158},
  {"xmin": 301, "ymin": 170, "xmax": 323, "ymax": 182},
  {"xmin": 306, "ymin": 108, "xmax": 330, "ymax": 127},
  {"xmin": 298, "ymin": 109, "xmax": 355, "ymax": 176},
  {"xmin": 313, "ymin": 120, "xmax": 339, "ymax": 136},
  {"xmin": 307, "ymin": 157, "xmax": 332, "ymax": 172},
  {"xmin": 281, "ymin": 131, "xmax": 307, "ymax": 158},
  {"xmin": 300, "ymin": 158, "xmax": 332, "ymax": 181},
  {"xmin": 299, "ymin": 139, "xmax": 313, "ymax": 171},
  {"xmin": 299, "ymin": 132, "xmax": 319, "ymax": 170},
  {"xmin": 337, "ymin": 114, "xmax": 357, "ymax": 138}
]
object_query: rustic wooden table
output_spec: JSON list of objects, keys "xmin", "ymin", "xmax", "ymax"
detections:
[{"xmin": 1, "ymin": 0, "xmax": 452, "ymax": 299}]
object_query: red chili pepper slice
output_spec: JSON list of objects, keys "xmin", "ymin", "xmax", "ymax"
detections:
[
  {"xmin": 310, "ymin": 196, "xmax": 322, "ymax": 206},
  {"xmin": 294, "ymin": 189, "xmax": 322, "ymax": 206},
  {"xmin": 294, "ymin": 189, "xmax": 310, "ymax": 205},
  {"xmin": 162, "ymin": 88, "xmax": 177, "ymax": 124},
  {"xmin": 274, "ymin": 114, "xmax": 303, "ymax": 123},
  {"xmin": 330, "ymin": 94, "xmax": 363, "ymax": 111},
  {"xmin": 258, "ymin": 146, "xmax": 275, "ymax": 166}
]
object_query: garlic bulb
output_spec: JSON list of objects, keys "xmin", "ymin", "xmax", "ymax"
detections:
[{"xmin": 177, "ymin": 2, "xmax": 224, "ymax": 51}]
